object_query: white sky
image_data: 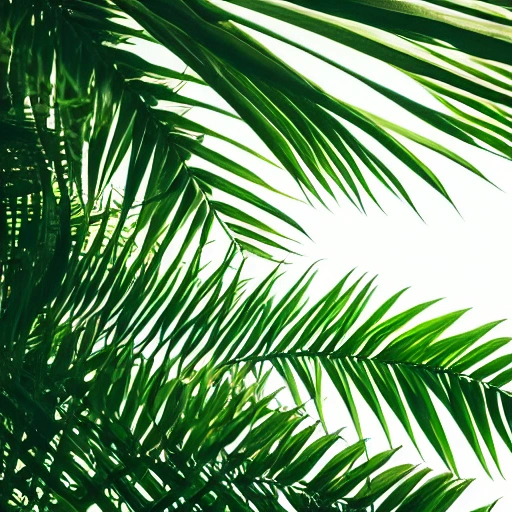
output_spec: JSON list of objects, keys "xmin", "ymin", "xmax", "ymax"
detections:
[
  {"xmin": 282, "ymin": 141, "xmax": 512, "ymax": 511},
  {"xmin": 229, "ymin": 116, "xmax": 512, "ymax": 511},
  {"xmin": 135, "ymin": 9, "xmax": 512, "ymax": 510}
]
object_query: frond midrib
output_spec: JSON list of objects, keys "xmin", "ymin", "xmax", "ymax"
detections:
[{"xmin": 223, "ymin": 349, "xmax": 508, "ymax": 393}]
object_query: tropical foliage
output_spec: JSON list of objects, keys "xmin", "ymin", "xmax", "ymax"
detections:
[{"xmin": 0, "ymin": 0, "xmax": 511, "ymax": 510}]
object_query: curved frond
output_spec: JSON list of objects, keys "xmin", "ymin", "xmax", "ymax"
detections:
[
  {"xmin": 163, "ymin": 263, "xmax": 512, "ymax": 477},
  {"xmin": 3, "ymin": 0, "xmax": 305, "ymax": 264},
  {"xmin": 0, "ymin": 326, "xmax": 477, "ymax": 511},
  {"xmin": 107, "ymin": 0, "xmax": 512, "ymax": 214}
]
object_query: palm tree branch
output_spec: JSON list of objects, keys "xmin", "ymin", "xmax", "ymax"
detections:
[
  {"xmin": 212, "ymin": 2, "xmax": 512, "ymax": 162},
  {"xmin": 46, "ymin": 0, "xmax": 305, "ymax": 258},
  {"xmin": 105, "ymin": 0, "xmax": 512, "ymax": 216},
  {"xmin": 162, "ymin": 263, "xmax": 512, "ymax": 476}
]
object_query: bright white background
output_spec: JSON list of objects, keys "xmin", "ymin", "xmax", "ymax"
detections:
[
  {"xmin": 232, "ymin": 126, "xmax": 512, "ymax": 512},
  {"xmin": 275, "ymin": 142, "xmax": 512, "ymax": 512}
]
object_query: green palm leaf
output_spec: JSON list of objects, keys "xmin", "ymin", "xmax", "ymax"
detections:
[
  {"xmin": 109, "ymin": 0, "xmax": 511, "ymax": 213},
  {"xmin": 166, "ymin": 264, "xmax": 512, "ymax": 477},
  {"xmin": 13, "ymin": 0, "xmax": 303, "ymax": 259}
]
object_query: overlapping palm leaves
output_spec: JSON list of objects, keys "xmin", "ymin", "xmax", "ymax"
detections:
[{"xmin": 1, "ymin": 0, "xmax": 511, "ymax": 509}]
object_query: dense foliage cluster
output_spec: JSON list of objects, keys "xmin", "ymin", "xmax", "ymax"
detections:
[{"xmin": 0, "ymin": 0, "xmax": 511, "ymax": 510}]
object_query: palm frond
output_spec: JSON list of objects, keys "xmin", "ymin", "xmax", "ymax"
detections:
[
  {"xmin": 4, "ymin": 0, "xmax": 303, "ymax": 264},
  {"xmin": 105, "ymin": 0, "xmax": 512, "ymax": 215},
  {"xmin": 23, "ymin": 0, "xmax": 511, "ymax": 256},
  {"xmin": 0, "ymin": 342, "xmax": 476, "ymax": 511},
  {"xmin": 160, "ymin": 263, "xmax": 512, "ymax": 477},
  {"xmin": 1, "ymin": 211, "xmax": 497, "ymax": 509}
]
